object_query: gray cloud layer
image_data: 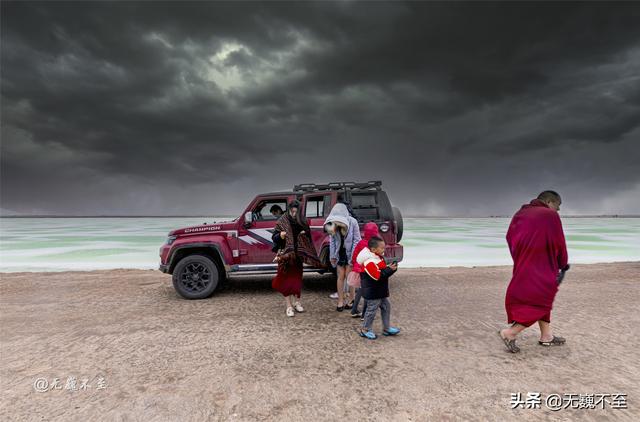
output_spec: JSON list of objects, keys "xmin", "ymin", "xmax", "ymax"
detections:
[{"xmin": 2, "ymin": 1, "xmax": 639, "ymax": 216}]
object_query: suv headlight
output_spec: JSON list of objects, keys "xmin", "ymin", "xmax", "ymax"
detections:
[{"xmin": 166, "ymin": 235, "xmax": 177, "ymax": 245}]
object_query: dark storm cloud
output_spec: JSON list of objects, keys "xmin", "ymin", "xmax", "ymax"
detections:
[{"xmin": 1, "ymin": 1, "xmax": 640, "ymax": 216}]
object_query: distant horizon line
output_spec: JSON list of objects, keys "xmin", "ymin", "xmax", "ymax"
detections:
[{"xmin": 1, "ymin": 214, "xmax": 639, "ymax": 219}]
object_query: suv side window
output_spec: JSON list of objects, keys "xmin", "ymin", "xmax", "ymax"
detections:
[
  {"xmin": 305, "ymin": 195, "xmax": 326, "ymax": 218},
  {"xmin": 253, "ymin": 199, "xmax": 287, "ymax": 221}
]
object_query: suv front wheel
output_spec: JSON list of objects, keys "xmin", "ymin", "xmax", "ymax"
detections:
[{"xmin": 172, "ymin": 254, "xmax": 220, "ymax": 299}]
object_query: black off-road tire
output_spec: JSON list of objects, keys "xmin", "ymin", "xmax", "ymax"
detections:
[
  {"xmin": 172, "ymin": 254, "xmax": 220, "ymax": 299},
  {"xmin": 393, "ymin": 206, "xmax": 404, "ymax": 242}
]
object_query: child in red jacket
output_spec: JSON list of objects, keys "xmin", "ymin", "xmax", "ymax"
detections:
[
  {"xmin": 356, "ymin": 236, "xmax": 400, "ymax": 340},
  {"xmin": 347, "ymin": 222, "xmax": 380, "ymax": 318}
]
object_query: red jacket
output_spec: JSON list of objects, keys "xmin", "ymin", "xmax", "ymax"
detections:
[
  {"xmin": 356, "ymin": 247, "xmax": 395, "ymax": 299},
  {"xmin": 351, "ymin": 222, "xmax": 380, "ymax": 273}
]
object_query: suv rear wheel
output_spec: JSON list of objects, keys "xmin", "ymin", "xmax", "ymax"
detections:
[
  {"xmin": 393, "ymin": 206, "xmax": 404, "ymax": 242},
  {"xmin": 172, "ymin": 254, "xmax": 220, "ymax": 299}
]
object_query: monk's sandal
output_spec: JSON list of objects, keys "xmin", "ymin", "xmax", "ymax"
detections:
[
  {"xmin": 538, "ymin": 336, "xmax": 566, "ymax": 346},
  {"xmin": 499, "ymin": 331, "xmax": 520, "ymax": 353}
]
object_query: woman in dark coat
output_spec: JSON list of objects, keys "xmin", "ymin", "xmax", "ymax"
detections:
[{"xmin": 272, "ymin": 200, "xmax": 323, "ymax": 317}]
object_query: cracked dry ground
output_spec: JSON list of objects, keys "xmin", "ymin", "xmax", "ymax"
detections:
[{"xmin": 1, "ymin": 262, "xmax": 638, "ymax": 421}]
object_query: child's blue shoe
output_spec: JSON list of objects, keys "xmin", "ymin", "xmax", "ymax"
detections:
[
  {"xmin": 359, "ymin": 329, "xmax": 377, "ymax": 340},
  {"xmin": 383, "ymin": 327, "xmax": 401, "ymax": 336}
]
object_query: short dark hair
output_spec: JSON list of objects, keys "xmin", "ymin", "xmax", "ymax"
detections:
[
  {"xmin": 270, "ymin": 205, "xmax": 283, "ymax": 214},
  {"xmin": 368, "ymin": 236, "xmax": 384, "ymax": 249},
  {"xmin": 537, "ymin": 190, "xmax": 561, "ymax": 203}
]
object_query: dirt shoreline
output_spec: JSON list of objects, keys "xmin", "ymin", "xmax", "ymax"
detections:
[{"xmin": 1, "ymin": 263, "xmax": 639, "ymax": 421}]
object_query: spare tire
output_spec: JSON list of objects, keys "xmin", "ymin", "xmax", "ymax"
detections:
[{"xmin": 393, "ymin": 206, "xmax": 404, "ymax": 242}]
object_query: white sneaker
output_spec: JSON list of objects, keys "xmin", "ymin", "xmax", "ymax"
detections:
[
  {"xmin": 286, "ymin": 307, "xmax": 295, "ymax": 317},
  {"xmin": 329, "ymin": 292, "xmax": 339, "ymax": 299},
  {"xmin": 294, "ymin": 302, "xmax": 304, "ymax": 313}
]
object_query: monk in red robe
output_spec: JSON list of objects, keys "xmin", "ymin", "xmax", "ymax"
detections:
[{"xmin": 499, "ymin": 191, "xmax": 569, "ymax": 353}]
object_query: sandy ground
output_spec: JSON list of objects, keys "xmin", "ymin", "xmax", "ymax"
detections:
[{"xmin": 1, "ymin": 263, "xmax": 639, "ymax": 421}]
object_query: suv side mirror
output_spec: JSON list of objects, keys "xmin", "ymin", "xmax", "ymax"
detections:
[{"xmin": 244, "ymin": 211, "xmax": 253, "ymax": 227}]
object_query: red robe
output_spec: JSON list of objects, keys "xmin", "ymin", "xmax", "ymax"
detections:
[
  {"xmin": 505, "ymin": 199, "xmax": 569, "ymax": 327},
  {"xmin": 271, "ymin": 214, "xmax": 323, "ymax": 298},
  {"xmin": 272, "ymin": 257, "xmax": 304, "ymax": 298}
]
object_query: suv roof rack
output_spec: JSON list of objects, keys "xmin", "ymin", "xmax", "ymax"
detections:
[{"xmin": 293, "ymin": 181, "xmax": 382, "ymax": 192}]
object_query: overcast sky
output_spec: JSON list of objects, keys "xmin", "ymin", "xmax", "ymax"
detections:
[{"xmin": 2, "ymin": 1, "xmax": 639, "ymax": 216}]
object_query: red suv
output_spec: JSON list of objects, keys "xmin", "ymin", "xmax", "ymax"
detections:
[{"xmin": 159, "ymin": 181, "xmax": 404, "ymax": 299}]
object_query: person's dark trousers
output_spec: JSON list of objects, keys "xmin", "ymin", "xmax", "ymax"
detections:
[
  {"xmin": 351, "ymin": 287, "xmax": 363, "ymax": 315},
  {"xmin": 361, "ymin": 297, "xmax": 391, "ymax": 330}
]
